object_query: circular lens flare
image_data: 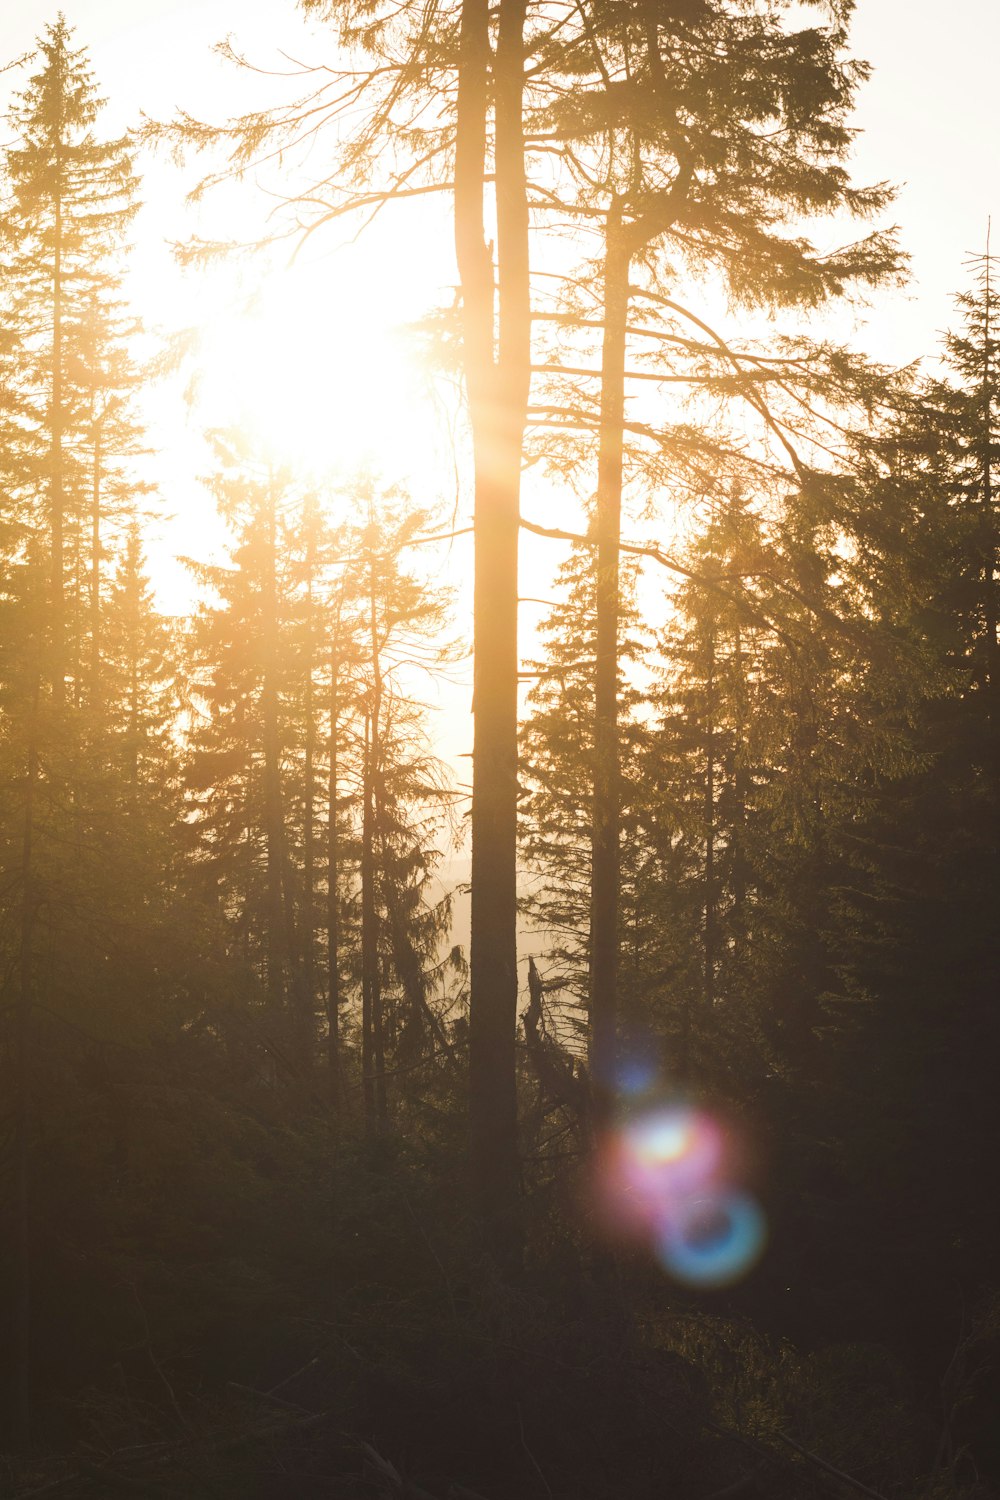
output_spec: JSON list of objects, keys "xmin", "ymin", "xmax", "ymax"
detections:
[{"xmin": 656, "ymin": 1191, "xmax": 767, "ymax": 1287}]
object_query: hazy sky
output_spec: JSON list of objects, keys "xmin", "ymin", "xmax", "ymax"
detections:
[
  {"xmin": 3, "ymin": 0, "xmax": 997, "ymax": 363},
  {"xmin": 1, "ymin": 0, "xmax": 998, "ymax": 637},
  {"xmin": 2, "ymin": 0, "xmax": 995, "ymax": 801}
]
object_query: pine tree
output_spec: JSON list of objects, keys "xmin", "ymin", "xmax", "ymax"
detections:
[
  {"xmin": 525, "ymin": 0, "xmax": 901, "ymax": 1094},
  {"xmin": 818, "ymin": 258, "xmax": 1000, "ymax": 1341},
  {"xmin": 183, "ymin": 435, "xmax": 316, "ymax": 1056},
  {"xmin": 1, "ymin": 14, "xmax": 141, "ymax": 709},
  {"xmin": 928, "ymin": 246, "xmax": 1000, "ymax": 720},
  {"xmin": 341, "ymin": 490, "xmax": 461, "ymax": 1135},
  {"xmin": 183, "ymin": 446, "xmax": 460, "ymax": 1125},
  {"xmin": 0, "ymin": 24, "xmax": 160, "ymax": 1440},
  {"xmin": 520, "ymin": 540, "xmax": 647, "ymax": 1057}
]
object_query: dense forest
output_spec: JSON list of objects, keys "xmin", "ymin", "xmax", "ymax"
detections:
[{"xmin": 1, "ymin": 5, "xmax": 998, "ymax": 1498}]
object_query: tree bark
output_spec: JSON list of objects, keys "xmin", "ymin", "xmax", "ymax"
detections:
[
  {"xmin": 302, "ymin": 513, "xmax": 317, "ymax": 1027},
  {"xmin": 589, "ymin": 206, "xmax": 628, "ymax": 1109},
  {"xmin": 326, "ymin": 635, "xmax": 341, "ymax": 1112},
  {"xmin": 50, "ymin": 165, "xmax": 66, "ymax": 708},
  {"xmin": 361, "ymin": 711, "xmax": 387, "ymax": 1134},
  {"xmin": 261, "ymin": 478, "xmax": 286, "ymax": 1011},
  {"xmin": 731, "ymin": 619, "xmax": 748, "ymax": 979},
  {"xmin": 980, "ymin": 255, "xmax": 998, "ymax": 712},
  {"xmin": 15, "ymin": 660, "xmax": 40, "ymax": 1447},
  {"xmin": 126, "ymin": 529, "xmax": 141, "ymax": 803},
  {"xmin": 90, "ymin": 403, "xmax": 103, "ymax": 708},
  {"xmin": 704, "ymin": 619, "xmax": 717, "ymax": 1009},
  {"xmin": 456, "ymin": 0, "xmax": 530, "ymax": 1251}
]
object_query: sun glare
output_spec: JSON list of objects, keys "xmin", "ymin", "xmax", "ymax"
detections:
[{"xmin": 189, "ymin": 261, "xmax": 446, "ymax": 486}]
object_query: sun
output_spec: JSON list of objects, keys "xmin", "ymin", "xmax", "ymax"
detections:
[
  {"xmin": 141, "ymin": 244, "xmax": 457, "ymax": 613},
  {"xmin": 187, "ymin": 254, "xmax": 449, "ymax": 487}
]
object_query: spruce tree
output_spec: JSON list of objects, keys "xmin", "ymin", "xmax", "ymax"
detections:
[
  {"xmin": 2, "ymin": 14, "xmax": 141, "ymax": 709},
  {"xmin": 0, "ymin": 24, "xmax": 157, "ymax": 1439}
]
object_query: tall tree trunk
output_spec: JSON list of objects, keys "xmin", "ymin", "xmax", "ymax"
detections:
[
  {"xmin": 70, "ymin": 516, "xmax": 83, "ymax": 711},
  {"xmin": 280, "ymin": 844, "xmax": 310, "ymax": 1062},
  {"xmin": 15, "ymin": 660, "xmax": 40, "ymax": 1447},
  {"xmin": 367, "ymin": 545, "xmax": 388, "ymax": 1128},
  {"xmin": 302, "ymin": 512, "xmax": 317, "ymax": 1042},
  {"xmin": 704, "ymin": 619, "xmax": 717, "ymax": 1009},
  {"xmin": 455, "ymin": 0, "xmax": 529, "ymax": 1253},
  {"xmin": 90, "ymin": 406, "xmax": 103, "ymax": 708},
  {"xmin": 261, "ymin": 482, "xmax": 310, "ymax": 1055},
  {"xmin": 327, "ymin": 636, "xmax": 341, "ymax": 1112},
  {"xmin": 261, "ymin": 479, "xmax": 286, "ymax": 1010},
  {"xmin": 980, "ymin": 253, "xmax": 998, "ymax": 713},
  {"xmin": 585, "ymin": 78, "xmax": 692, "ymax": 1101},
  {"xmin": 590, "ymin": 207, "xmax": 629, "ymax": 1108},
  {"xmin": 125, "ymin": 529, "xmax": 141, "ymax": 803},
  {"xmin": 361, "ymin": 712, "xmax": 386, "ymax": 1134},
  {"xmin": 731, "ymin": 620, "xmax": 748, "ymax": 979},
  {"xmin": 50, "ymin": 177, "xmax": 66, "ymax": 708}
]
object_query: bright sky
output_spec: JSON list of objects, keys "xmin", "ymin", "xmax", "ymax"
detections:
[
  {"xmin": 3, "ymin": 0, "xmax": 459, "ymax": 599},
  {"xmin": 1, "ymin": 0, "xmax": 998, "ymax": 780},
  {"xmin": 1, "ymin": 0, "xmax": 994, "ymax": 337}
]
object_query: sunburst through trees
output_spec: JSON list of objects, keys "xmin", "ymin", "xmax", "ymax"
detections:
[{"xmin": 0, "ymin": 9, "xmax": 997, "ymax": 1497}]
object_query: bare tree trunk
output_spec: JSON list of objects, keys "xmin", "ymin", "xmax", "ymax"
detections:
[
  {"xmin": 126, "ymin": 528, "xmax": 141, "ymax": 803},
  {"xmin": 704, "ymin": 620, "xmax": 717, "ymax": 1009},
  {"xmin": 50, "ymin": 181, "xmax": 66, "ymax": 708},
  {"xmin": 980, "ymin": 253, "xmax": 998, "ymax": 710},
  {"xmin": 260, "ymin": 483, "xmax": 311, "ymax": 1060},
  {"xmin": 361, "ymin": 711, "xmax": 387, "ymax": 1134},
  {"xmin": 361, "ymin": 713, "xmax": 375, "ymax": 1130},
  {"xmin": 589, "ymin": 207, "xmax": 628, "ymax": 1110},
  {"xmin": 367, "ymin": 545, "xmax": 388, "ymax": 1128},
  {"xmin": 261, "ymin": 478, "xmax": 286, "ymax": 1011},
  {"xmin": 455, "ymin": 0, "xmax": 530, "ymax": 1254},
  {"xmin": 585, "ymin": 71, "xmax": 692, "ymax": 1100},
  {"xmin": 731, "ymin": 620, "xmax": 748, "ymax": 978},
  {"xmin": 302, "ymin": 513, "xmax": 317, "ymax": 1038},
  {"xmin": 326, "ymin": 637, "xmax": 341, "ymax": 1112},
  {"xmin": 15, "ymin": 660, "xmax": 40, "ymax": 1447},
  {"xmin": 70, "ymin": 515, "xmax": 83, "ymax": 712},
  {"xmin": 90, "ymin": 406, "xmax": 103, "ymax": 708}
]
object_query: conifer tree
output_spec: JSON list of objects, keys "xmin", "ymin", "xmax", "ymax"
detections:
[
  {"xmin": 824, "ymin": 258, "xmax": 1000, "ymax": 1329},
  {"xmin": 520, "ymin": 540, "xmax": 647, "ymax": 1047},
  {"xmin": 524, "ymin": 0, "xmax": 901, "ymax": 1092},
  {"xmin": 183, "ymin": 436, "xmax": 314, "ymax": 1050},
  {"xmin": 341, "ymin": 492, "xmax": 461, "ymax": 1133},
  {"xmin": 927, "ymin": 247, "xmax": 1000, "ymax": 721},
  {"xmin": 0, "ymin": 25, "xmax": 158, "ymax": 1439},
  {"xmin": 2, "ymin": 14, "xmax": 141, "ymax": 709}
]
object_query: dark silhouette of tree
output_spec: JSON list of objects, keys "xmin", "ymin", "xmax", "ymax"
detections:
[{"xmin": 521, "ymin": 0, "xmax": 902, "ymax": 1097}]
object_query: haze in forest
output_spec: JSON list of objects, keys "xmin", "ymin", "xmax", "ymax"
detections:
[{"xmin": 0, "ymin": 5, "xmax": 998, "ymax": 1499}]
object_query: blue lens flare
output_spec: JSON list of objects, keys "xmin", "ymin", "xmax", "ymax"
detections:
[
  {"xmin": 616, "ymin": 1055, "xmax": 660, "ymax": 1097},
  {"xmin": 655, "ymin": 1191, "xmax": 767, "ymax": 1287}
]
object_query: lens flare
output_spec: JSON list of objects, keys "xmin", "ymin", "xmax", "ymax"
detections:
[
  {"xmin": 594, "ymin": 1101, "xmax": 766, "ymax": 1287},
  {"xmin": 616, "ymin": 1055, "xmax": 659, "ymax": 1097},
  {"xmin": 626, "ymin": 1107, "xmax": 723, "ymax": 1186},
  {"xmin": 655, "ymin": 1191, "xmax": 767, "ymax": 1287}
]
